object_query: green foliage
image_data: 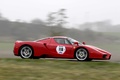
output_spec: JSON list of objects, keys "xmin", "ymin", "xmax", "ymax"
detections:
[
  {"xmin": 48, "ymin": 26, "xmax": 66, "ymax": 37},
  {"xmin": 46, "ymin": 9, "xmax": 67, "ymax": 27},
  {"xmin": 49, "ymin": 31, "xmax": 63, "ymax": 36},
  {"xmin": 31, "ymin": 18, "xmax": 45, "ymax": 25},
  {"xmin": 0, "ymin": 59, "xmax": 120, "ymax": 80},
  {"xmin": 0, "ymin": 15, "xmax": 120, "ymax": 43}
]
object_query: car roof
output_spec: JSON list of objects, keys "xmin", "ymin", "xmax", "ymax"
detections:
[
  {"xmin": 51, "ymin": 36, "xmax": 68, "ymax": 39},
  {"xmin": 35, "ymin": 36, "xmax": 68, "ymax": 41}
]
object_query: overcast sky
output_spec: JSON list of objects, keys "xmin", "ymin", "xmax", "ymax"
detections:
[{"xmin": 0, "ymin": 0, "xmax": 120, "ymax": 26}]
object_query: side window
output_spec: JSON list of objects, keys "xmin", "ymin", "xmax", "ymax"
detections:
[
  {"xmin": 54, "ymin": 38, "xmax": 71, "ymax": 44},
  {"xmin": 64, "ymin": 39, "xmax": 71, "ymax": 44},
  {"xmin": 54, "ymin": 38, "xmax": 65, "ymax": 44}
]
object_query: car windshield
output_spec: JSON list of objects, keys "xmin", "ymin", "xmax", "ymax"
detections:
[{"xmin": 68, "ymin": 38, "xmax": 82, "ymax": 45}]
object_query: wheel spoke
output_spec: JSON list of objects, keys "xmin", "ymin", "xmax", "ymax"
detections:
[
  {"xmin": 76, "ymin": 48, "xmax": 88, "ymax": 61},
  {"xmin": 20, "ymin": 46, "xmax": 32, "ymax": 58}
]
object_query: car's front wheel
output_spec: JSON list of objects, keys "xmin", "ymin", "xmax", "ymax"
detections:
[
  {"xmin": 19, "ymin": 45, "xmax": 33, "ymax": 59},
  {"xmin": 75, "ymin": 48, "xmax": 89, "ymax": 61}
]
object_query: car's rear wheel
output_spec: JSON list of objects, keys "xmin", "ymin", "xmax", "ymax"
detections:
[
  {"xmin": 75, "ymin": 48, "xmax": 90, "ymax": 61},
  {"xmin": 19, "ymin": 45, "xmax": 33, "ymax": 59}
]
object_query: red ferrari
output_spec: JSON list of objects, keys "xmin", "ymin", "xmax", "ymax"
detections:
[{"xmin": 13, "ymin": 36, "xmax": 111, "ymax": 61}]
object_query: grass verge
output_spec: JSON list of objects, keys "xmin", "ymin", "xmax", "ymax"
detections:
[{"xmin": 0, "ymin": 59, "xmax": 120, "ymax": 80}]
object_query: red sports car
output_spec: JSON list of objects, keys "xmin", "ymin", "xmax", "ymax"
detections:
[{"xmin": 13, "ymin": 36, "xmax": 111, "ymax": 61}]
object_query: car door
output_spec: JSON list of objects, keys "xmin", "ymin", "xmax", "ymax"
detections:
[{"xmin": 48, "ymin": 38, "xmax": 73, "ymax": 58}]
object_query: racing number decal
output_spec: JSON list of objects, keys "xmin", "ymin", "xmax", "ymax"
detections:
[{"xmin": 56, "ymin": 46, "xmax": 66, "ymax": 54}]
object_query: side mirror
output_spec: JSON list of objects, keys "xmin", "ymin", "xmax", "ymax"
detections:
[
  {"xmin": 74, "ymin": 42, "xmax": 79, "ymax": 45},
  {"xmin": 82, "ymin": 42, "xmax": 86, "ymax": 45}
]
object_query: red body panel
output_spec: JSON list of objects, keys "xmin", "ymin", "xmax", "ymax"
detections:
[{"xmin": 13, "ymin": 36, "xmax": 111, "ymax": 60}]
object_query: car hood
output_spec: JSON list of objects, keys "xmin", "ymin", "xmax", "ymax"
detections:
[{"xmin": 84, "ymin": 45, "xmax": 110, "ymax": 54}]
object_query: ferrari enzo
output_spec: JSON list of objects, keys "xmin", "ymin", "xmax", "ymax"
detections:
[{"xmin": 13, "ymin": 36, "xmax": 111, "ymax": 61}]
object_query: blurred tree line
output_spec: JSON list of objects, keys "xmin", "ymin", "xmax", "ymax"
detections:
[{"xmin": 0, "ymin": 9, "xmax": 120, "ymax": 42}]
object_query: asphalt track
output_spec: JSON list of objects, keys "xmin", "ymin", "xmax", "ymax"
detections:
[{"xmin": 0, "ymin": 50, "xmax": 120, "ymax": 62}]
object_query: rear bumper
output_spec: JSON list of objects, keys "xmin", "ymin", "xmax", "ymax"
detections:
[
  {"xmin": 13, "ymin": 47, "xmax": 19, "ymax": 56},
  {"xmin": 13, "ymin": 43, "xmax": 20, "ymax": 56}
]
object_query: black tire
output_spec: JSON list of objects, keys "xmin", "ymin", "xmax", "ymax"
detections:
[
  {"xmin": 75, "ymin": 48, "xmax": 89, "ymax": 61},
  {"xmin": 19, "ymin": 45, "xmax": 33, "ymax": 59}
]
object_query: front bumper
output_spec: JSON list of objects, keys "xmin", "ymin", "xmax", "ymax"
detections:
[{"xmin": 103, "ymin": 54, "xmax": 111, "ymax": 60}]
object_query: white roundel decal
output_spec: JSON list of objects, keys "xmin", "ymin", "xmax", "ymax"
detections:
[{"xmin": 56, "ymin": 46, "xmax": 66, "ymax": 54}]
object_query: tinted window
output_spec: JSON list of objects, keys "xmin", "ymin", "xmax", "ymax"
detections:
[
  {"xmin": 64, "ymin": 39, "xmax": 71, "ymax": 44},
  {"xmin": 54, "ymin": 38, "xmax": 71, "ymax": 44}
]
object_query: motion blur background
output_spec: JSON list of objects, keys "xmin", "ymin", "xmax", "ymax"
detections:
[{"xmin": 0, "ymin": 0, "xmax": 120, "ymax": 61}]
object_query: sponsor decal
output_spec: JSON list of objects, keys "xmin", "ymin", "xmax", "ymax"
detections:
[{"xmin": 56, "ymin": 46, "xmax": 66, "ymax": 54}]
